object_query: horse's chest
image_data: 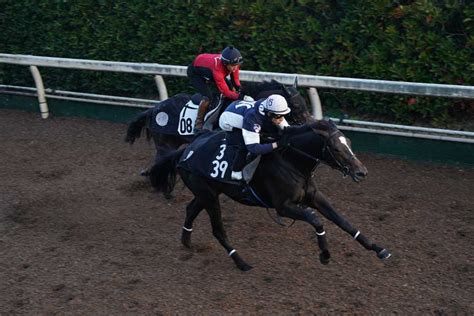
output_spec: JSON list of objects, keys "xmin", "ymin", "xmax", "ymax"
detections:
[{"xmin": 278, "ymin": 177, "xmax": 306, "ymax": 202}]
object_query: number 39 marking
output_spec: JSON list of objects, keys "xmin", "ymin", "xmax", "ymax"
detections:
[
  {"xmin": 210, "ymin": 160, "xmax": 228, "ymax": 178},
  {"xmin": 210, "ymin": 144, "xmax": 228, "ymax": 178}
]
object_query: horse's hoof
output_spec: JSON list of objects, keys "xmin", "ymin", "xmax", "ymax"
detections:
[
  {"xmin": 377, "ymin": 248, "xmax": 392, "ymax": 260},
  {"xmin": 181, "ymin": 232, "xmax": 192, "ymax": 248},
  {"xmin": 320, "ymin": 250, "xmax": 330, "ymax": 265},
  {"xmin": 181, "ymin": 240, "xmax": 192, "ymax": 248},
  {"xmin": 239, "ymin": 263, "xmax": 253, "ymax": 272}
]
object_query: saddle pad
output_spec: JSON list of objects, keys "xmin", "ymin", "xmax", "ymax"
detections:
[
  {"xmin": 178, "ymin": 131, "xmax": 237, "ymax": 183},
  {"xmin": 178, "ymin": 131, "xmax": 270, "ymax": 207},
  {"xmin": 149, "ymin": 93, "xmax": 193, "ymax": 136},
  {"xmin": 149, "ymin": 93, "xmax": 224, "ymax": 137}
]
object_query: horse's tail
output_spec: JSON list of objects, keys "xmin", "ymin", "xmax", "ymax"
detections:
[
  {"xmin": 149, "ymin": 147, "xmax": 186, "ymax": 194},
  {"xmin": 125, "ymin": 109, "xmax": 152, "ymax": 144}
]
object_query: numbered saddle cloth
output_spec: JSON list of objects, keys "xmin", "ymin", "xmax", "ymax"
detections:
[
  {"xmin": 178, "ymin": 131, "xmax": 259, "ymax": 184},
  {"xmin": 178, "ymin": 131, "xmax": 236, "ymax": 183},
  {"xmin": 149, "ymin": 93, "xmax": 224, "ymax": 137},
  {"xmin": 178, "ymin": 131, "xmax": 271, "ymax": 207},
  {"xmin": 149, "ymin": 93, "xmax": 193, "ymax": 137}
]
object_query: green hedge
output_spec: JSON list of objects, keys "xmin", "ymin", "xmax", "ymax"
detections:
[{"xmin": 1, "ymin": 0, "xmax": 473, "ymax": 127}]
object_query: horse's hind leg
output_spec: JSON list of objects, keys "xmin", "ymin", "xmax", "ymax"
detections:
[
  {"xmin": 309, "ymin": 190, "xmax": 391, "ymax": 260},
  {"xmin": 181, "ymin": 198, "xmax": 204, "ymax": 248},
  {"xmin": 139, "ymin": 134, "xmax": 166, "ymax": 176},
  {"xmin": 277, "ymin": 204, "xmax": 330, "ymax": 264},
  {"xmin": 205, "ymin": 199, "xmax": 253, "ymax": 271}
]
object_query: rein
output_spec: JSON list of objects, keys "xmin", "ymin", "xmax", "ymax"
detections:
[
  {"xmin": 282, "ymin": 127, "xmax": 356, "ymax": 179},
  {"xmin": 320, "ymin": 130, "xmax": 355, "ymax": 177},
  {"xmin": 246, "ymin": 183, "xmax": 296, "ymax": 228}
]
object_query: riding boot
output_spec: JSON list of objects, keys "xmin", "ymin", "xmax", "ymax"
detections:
[
  {"xmin": 194, "ymin": 99, "xmax": 210, "ymax": 133},
  {"xmin": 231, "ymin": 147, "xmax": 248, "ymax": 181}
]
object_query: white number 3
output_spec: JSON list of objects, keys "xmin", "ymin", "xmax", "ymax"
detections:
[{"xmin": 210, "ymin": 144, "xmax": 228, "ymax": 178}]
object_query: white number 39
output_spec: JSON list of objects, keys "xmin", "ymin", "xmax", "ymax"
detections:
[{"xmin": 210, "ymin": 144, "xmax": 228, "ymax": 178}]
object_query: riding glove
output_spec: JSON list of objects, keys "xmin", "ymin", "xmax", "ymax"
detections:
[{"xmin": 276, "ymin": 134, "xmax": 290, "ymax": 148}]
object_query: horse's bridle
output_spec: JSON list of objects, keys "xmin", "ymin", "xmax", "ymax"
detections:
[
  {"xmin": 282, "ymin": 128, "xmax": 356, "ymax": 177},
  {"xmin": 320, "ymin": 129, "xmax": 357, "ymax": 177}
]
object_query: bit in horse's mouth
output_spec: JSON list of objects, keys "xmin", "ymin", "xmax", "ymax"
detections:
[{"xmin": 351, "ymin": 171, "xmax": 367, "ymax": 183}]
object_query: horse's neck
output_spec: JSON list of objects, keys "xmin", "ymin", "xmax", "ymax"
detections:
[
  {"xmin": 284, "ymin": 132, "xmax": 325, "ymax": 173},
  {"xmin": 245, "ymin": 83, "xmax": 282, "ymax": 100}
]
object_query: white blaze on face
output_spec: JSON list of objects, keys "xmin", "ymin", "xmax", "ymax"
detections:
[{"xmin": 338, "ymin": 136, "xmax": 355, "ymax": 156}]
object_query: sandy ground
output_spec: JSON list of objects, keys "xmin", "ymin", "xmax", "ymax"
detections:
[{"xmin": 0, "ymin": 109, "xmax": 473, "ymax": 315}]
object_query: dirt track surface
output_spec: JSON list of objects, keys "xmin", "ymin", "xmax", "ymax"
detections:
[{"xmin": 1, "ymin": 109, "xmax": 473, "ymax": 315}]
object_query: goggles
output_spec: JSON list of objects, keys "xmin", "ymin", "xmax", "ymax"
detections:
[{"xmin": 268, "ymin": 112, "xmax": 285, "ymax": 119}]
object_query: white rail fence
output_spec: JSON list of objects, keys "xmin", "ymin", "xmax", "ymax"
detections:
[{"xmin": 1, "ymin": 53, "xmax": 473, "ymax": 143}]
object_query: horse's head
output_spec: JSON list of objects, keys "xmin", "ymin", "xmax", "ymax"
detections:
[
  {"xmin": 245, "ymin": 79, "xmax": 313, "ymax": 125},
  {"xmin": 311, "ymin": 120, "xmax": 368, "ymax": 183}
]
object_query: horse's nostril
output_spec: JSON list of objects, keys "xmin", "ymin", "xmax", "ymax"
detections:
[{"xmin": 356, "ymin": 171, "xmax": 367, "ymax": 178}]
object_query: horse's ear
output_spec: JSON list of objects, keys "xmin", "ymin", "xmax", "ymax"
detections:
[
  {"xmin": 293, "ymin": 76, "xmax": 298, "ymax": 88},
  {"xmin": 282, "ymin": 82, "xmax": 291, "ymax": 97}
]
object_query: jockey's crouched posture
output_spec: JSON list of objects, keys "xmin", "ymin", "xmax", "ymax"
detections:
[
  {"xmin": 187, "ymin": 46, "xmax": 244, "ymax": 132},
  {"xmin": 219, "ymin": 94, "xmax": 291, "ymax": 181}
]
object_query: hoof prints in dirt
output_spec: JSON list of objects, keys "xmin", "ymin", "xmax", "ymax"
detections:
[
  {"xmin": 34, "ymin": 169, "xmax": 71, "ymax": 181},
  {"xmin": 3, "ymin": 205, "xmax": 37, "ymax": 226},
  {"xmin": 60, "ymin": 224, "xmax": 79, "ymax": 242},
  {"xmin": 119, "ymin": 180, "xmax": 152, "ymax": 196},
  {"xmin": 178, "ymin": 253, "xmax": 194, "ymax": 261}
]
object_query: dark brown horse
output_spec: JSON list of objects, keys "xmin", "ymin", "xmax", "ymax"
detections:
[{"xmin": 148, "ymin": 120, "xmax": 391, "ymax": 271}]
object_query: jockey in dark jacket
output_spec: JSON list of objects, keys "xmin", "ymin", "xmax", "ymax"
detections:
[
  {"xmin": 187, "ymin": 46, "xmax": 244, "ymax": 132},
  {"xmin": 219, "ymin": 94, "xmax": 291, "ymax": 181}
]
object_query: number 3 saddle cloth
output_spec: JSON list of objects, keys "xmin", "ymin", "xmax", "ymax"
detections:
[
  {"xmin": 178, "ymin": 131, "xmax": 270, "ymax": 207},
  {"xmin": 178, "ymin": 131, "xmax": 260, "ymax": 185}
]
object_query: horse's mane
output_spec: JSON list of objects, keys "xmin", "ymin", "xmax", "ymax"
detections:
[
  {"xmin": 260, "ymin": 120, "xmax": 338, "ymax": 182},
  {"xmin": 286, "ymin": 119, "xmax": 338, "ymax": 138},
  {"xmin": 243, "ymin": 80, "xmax": 288, "ymax": 98},
  {"xmin": 309, "ymin": 119, "xmax": 338, "ymax": 133}
]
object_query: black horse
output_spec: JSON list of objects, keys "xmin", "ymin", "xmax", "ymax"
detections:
[
  {"xmin": 125, "ymin": 80, "xmax": 314, "ymax": 163},
  {"xmin": 148, "ymin": 120, "xmax": 391, "ymax": 271}
]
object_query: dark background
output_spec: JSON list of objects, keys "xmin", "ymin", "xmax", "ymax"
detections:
[{"xmin": 1, "ymin": 1, "xmax": 473, "ymax": 127}]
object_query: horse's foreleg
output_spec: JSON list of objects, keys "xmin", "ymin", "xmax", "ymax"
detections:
[
  {"xmin": 205, "ymin": 200, "xmax": 253, "ymax": 271},
  {"xmin": 308, "ymin": 190, "xmax": 391, "ymax": 260},
  {"xmin": 181, "ymin": 198, "xmax": 204, "ymax": 248},
  {"xmin": 277, "ymin": 204, "xmax": 330, "ymax": 264}
]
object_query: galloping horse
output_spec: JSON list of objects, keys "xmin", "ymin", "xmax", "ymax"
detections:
[
  {"xmin": 148, "ymin": 120, "xmax": 391, "ymax": 271},
  {"xmin": 124, "ymin": 80, "xmax": 313, "ymax": 163}
]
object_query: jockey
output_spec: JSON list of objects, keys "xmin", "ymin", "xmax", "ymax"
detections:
[
  {"xmin": 187, "ymin": 46, "xmax": 244, "ymax": 132},
  {"xmin": 219, "ymin": 94, "xmax": 291, "ymax": 181}
]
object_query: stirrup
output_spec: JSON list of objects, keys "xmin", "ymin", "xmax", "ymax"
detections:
[{"xmin": 231, "ymin": 171, "xmax": 243, "ymax": 181}]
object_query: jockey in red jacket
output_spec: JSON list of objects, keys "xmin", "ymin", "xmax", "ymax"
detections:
[{"xmin": 187, "ymin": 46, "xmax": 244, "ymax": 132}]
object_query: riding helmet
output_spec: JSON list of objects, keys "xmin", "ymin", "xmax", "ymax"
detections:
[
  {"xmin": 221, "ymin": 46, "xmax": 243, "ymax": 65},
  {"xmin": 261, "ymin": 95, "xmax": 291, "ymax": 115}
]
